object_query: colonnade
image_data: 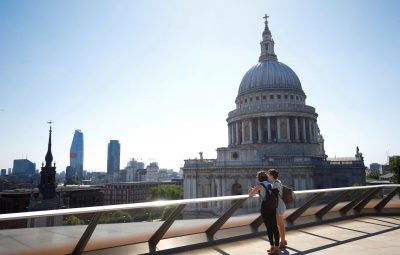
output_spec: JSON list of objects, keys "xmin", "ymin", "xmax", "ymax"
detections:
[{"xmin": 228, "ymin": 116, "xmax": 318, "ymax": 145}]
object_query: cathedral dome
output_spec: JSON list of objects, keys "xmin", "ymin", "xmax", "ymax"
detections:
[
  {"xmin": 238, "ymin": 60, "xmax": 302, "ymax": 96},
  {"xmin": 238, "ymin": 14, "xmax": 303, "ymax": 97}
]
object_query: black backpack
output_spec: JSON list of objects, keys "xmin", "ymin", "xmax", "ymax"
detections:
[{"xmin": 260, "ymin": 182, "xmax": 278, "ymax": 209}]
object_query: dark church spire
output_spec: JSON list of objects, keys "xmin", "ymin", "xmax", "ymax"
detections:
[{"xmin": 45, "ymin": 124, "xmax": 53, "ymax": 167}]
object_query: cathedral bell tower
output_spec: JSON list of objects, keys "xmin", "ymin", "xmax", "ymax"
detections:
[{"xmin": 39, "ymin": 124, "xmax": 57, "ymax": 200}]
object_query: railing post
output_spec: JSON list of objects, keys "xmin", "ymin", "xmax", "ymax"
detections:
[
  {"xmin": 315, "ymin": 190, "xmax": 351, "ymax": 219},
  {"xmin": 72, "ymin": 212, "xmax": 103, "ymax": 255},
  {"xmin": 148, "ymin": 204, "xmax": 186, "ymax": 253},
  {"xmin": 250, "ymin": 215, "xmax": 264, "ymax": 231},
  {"xmin": 340, "ymin": 188, "xmax": 376, "ymax": 215},
  {"xmin": 286, "ymin": 192, "xmax": 325, "ymax": 225},
  {"xmin": 206, "ymin": 198, "xmax": 248, "ymax": 239},
  {"xmin": 375, "ymin": 187, "xmax": 400, "ymax": 212},
  {"xmin": 354, "ymin": 187, "xmax": 383, "ymax": 212}
]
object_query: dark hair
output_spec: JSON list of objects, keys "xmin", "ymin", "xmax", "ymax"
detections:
[
  {"xmin": 267, "ymin": 169, "xmax": 279, "ymax": 180},
  {"xmin": 257, "ymin": 171, "xmax": 268, "ymax": 182}
]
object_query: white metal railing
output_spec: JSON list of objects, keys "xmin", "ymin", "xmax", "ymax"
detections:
[{"xmin": 0, "ymin": 184, "xmax": 399, "ymax": 255}]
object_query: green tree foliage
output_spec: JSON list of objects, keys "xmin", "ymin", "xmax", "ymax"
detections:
[
  {"xmin": 99, "ymin": 211, "xmax": 132, "ymax": 224},
  {"xmin": 149, "ymin": 185, "xmax": 183, "ymax": 201},
  {"xmin": 161, "ymin": 205, "xmax": 183, "ymax": 221},
  {"xmin": 389, "ymin": 156, "xmax": 400, "ymax": 184},
  {"xmin": 367, "ymin": 171, "xmax": 381, "ymax": 179},
  {"xmin": 63, "ymin": 215, "xmax": 84, "ymax": 225}
]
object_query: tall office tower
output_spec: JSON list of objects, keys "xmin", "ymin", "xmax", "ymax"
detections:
[
  {"xmin": 12, "ymin": 159, "xmax": 36, "ymax": 175},
  {"xmin": 70, "ymin": 130, "xmax": 84, "ymax": 182},
  {"xmin": 107, "ymin": 140, "xmax": 120, "ymax": 177}
]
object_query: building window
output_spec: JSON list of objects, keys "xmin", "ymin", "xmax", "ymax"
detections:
[
  {"xmin": 284, "ymin": 95, "xmax": 288, "ymax": 99},
  {"xmin": 263, "ymin": 95, "xmax": 266, "ymax": 100},
  {"xmin": 290, "ymin": 95, "xmax": 294, "ymax": 100},
  {"xmin": 232, "ymin": 152, "xmax": 239, "ymax": 159},
  {"xmin": 244, "ymin": 99, "xmax": 247, "ymax": 103},
  {"xmin": 277, "ymin": 95, "xmax": 281, "ymax": 99},
  {"xmin": 296, "ymin": 96, "xmax": 299, "ymax": 100},
  {"xmin": 270, "ymin": 95, "xmax": 274, "ymax": 99},
  {"xmin": 256, "ymin": 96, "xmax": 259, "ymax": 100},
  {"xmin": 250, "ymin": 97, "xmax": 253, "ymax": 102}
]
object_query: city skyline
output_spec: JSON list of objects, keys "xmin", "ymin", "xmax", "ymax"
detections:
[{"xmin": 1, "ymin": 1, "xmax": 399, "ymax": 172}]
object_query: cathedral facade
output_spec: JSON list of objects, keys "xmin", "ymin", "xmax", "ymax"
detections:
[{"xmin": 182, "ymin": 16, "xmax": 365, "ymax": 217}]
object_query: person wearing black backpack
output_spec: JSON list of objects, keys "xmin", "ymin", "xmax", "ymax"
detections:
[
  {"xmin": 249, "ymin": 171, "xmax": 280, "ymax": 255},
  {"xmin": 267, "ymin": 169, "xmax": 287, "ymax": 249}
]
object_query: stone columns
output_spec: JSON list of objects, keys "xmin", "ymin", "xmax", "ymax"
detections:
[
  {"xmin": 308, "ymin": 119, "xmax": 312, "ymax": 143},
  {"xmin": 277, "ymin": 117, "xmax": 281, "ymax": 141},
  {"xmin": 267, "ymin": 117, "xmax": 271, "ymax": 142},
  {"xmin": 314, "ymin": 120, "xmax": 318, "ymax": 142},
  {"xmin": 191, "ymin": 177, "xmax": 196, "ymax": 198},
  {"xmin": 228, "ymin": 124, "xmax": 232, "ymax": 145},
  {"xmin": 295, "ymin": 117, "xmax": 300, "ymax": 142},
  {"xmin": 302, "ymin": 118, "xmax": 307, "ymax": 142},
  {"xmin": 249, "ymin": 119, "xmax": 253, "ymax": 144},
  {"xmin": 257, "ymin": 117, "xmax": 262, "ymax": 143},
  {"xmin": 286, "ymin": 118, "xmax": 291, "ymax": 142},
  {"xmin": 235, "ymin": 122, "xmax": 239, "ymax": 145},
  {"xmin": 241, "ymin": 121, "xmax": 245, "ymax": 144}
]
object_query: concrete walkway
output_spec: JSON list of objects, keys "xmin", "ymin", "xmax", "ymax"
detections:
[{"xmin": 176, "ymin": 216, "xmax": 400, "ymax": 255}]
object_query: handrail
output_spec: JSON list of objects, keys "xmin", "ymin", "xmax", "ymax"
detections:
[{"xmin": 1, "ymin": 184, "xmax": 399, "ymax": 222}]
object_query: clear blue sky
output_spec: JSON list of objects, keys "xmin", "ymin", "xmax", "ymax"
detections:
[{"xmin": 0, "ymin": 0, "xmax": 399, "ymax": 172}]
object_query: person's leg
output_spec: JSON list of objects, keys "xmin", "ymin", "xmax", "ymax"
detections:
[
  {"xmin": 270, "ymin": 210, "xmax": 280, "ymax": 248},
  {"xmin": 263, "ymin": 209, "xmax": 280, "ymax": 254},
  {"xmin": 277, "ymin": 215, "xmax": 286, "ymax": 245},
  {"xmin": 261, "ymin": 210, "xmax": 275, "ymax": 247}
]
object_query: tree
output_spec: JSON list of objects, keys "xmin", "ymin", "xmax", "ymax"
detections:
[
  {"xmin": 389, "ymin": 156, "xmax": 400, "ymax": 184},
  {"xmin": 367, "ymin": 171, "xmax": 381, "ymax": 179},
  {"xmin": 63, "ymin": 215, "xmax": 84, "ymax": 225},
  {"xmin": 148, "ymin": 185, "xmax": 183, "ymax": 201},
  {"xmin": 99, "ymin": 211, "xmax": 132, "ymax": 224},
  {"xmin": 161, "ymin": 205, "xmax": 182, "ymax": 221}
]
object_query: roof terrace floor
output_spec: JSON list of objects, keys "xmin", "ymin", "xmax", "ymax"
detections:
[{"xmin": 176, "ymin": 215, "xmax": 400, "ymax": 255}]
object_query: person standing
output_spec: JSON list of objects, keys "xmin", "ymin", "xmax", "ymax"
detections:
[
  {"xmin": 267, "ymin": 169, "xmax": 287, "ymax": 248},
  {"xmin": 249, "ymin": 171, "xmax": 280, "ymax": 255}
]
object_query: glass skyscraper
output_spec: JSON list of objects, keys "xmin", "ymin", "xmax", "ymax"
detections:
[
  {"xmin": 70, "ymin": 130, "xmax": 84, "ymax": 181},
  {"xmin": 107, "ymin": 140, "xmax": 120, "ymax": 176}
]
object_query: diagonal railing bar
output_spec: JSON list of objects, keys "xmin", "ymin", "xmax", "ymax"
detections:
[
  {"xmin": 148, "ymin": 204, "xmax": 186, "ymax": 253},
  {"xmin": 354, "ymin": 187, "xmax": 383, "ymax": 212},
  {"xmin": 374, "ymin": 187, "xmax": 400, "ymax": 212},
  {"xmin": 340, "ymin": 188, "xmax": 376, "ymax": 215},
  {"xmin": 206, "ymin": 198, "xmax": 248, "ymax": 239},
  {"xmin": 71, "ymin": 212, "xmax": 103, "ymax": 255},
  {"xmin": 315, "ymin": 190, "xmax": 352, "ymax": 219},
  {"xmin": 286, "ymin": 192, "xmax": 325, "ymax": 225},
  {"xmin": 250, "ymin": 215, "xmax": 264, "ymax": 231}
]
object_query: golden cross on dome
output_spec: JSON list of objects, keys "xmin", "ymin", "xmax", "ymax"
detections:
[{"xmin": 263, "ymin": 14, "xmax": 269, "ymax": 20}]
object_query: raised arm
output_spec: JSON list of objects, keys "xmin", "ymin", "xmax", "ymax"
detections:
[{"xmin": 249, "ymin": 184, "xmax": 262, "ymax": 197}]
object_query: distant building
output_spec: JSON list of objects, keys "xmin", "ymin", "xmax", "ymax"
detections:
[
  {"xmin": 146, "ymin": 162, "xmax": 159, "ymax": 182},
  {"xmin": 86, "ymin": 171, "xmax": 107, "ymax": 185},
  {"xmin": 1, "ymin": 169, "xmax": 6, "ymax": 176},
  {"xmin": 12, "ymin": 159, "xmax": 35, "ymax": 176},
  {"xmin": 125, "ymin": 158, "xmax": 145, "ymax": 182},
  {"xmin": 65, "ymin": 166, "xmax": 77, "ymax": 184},
  {"xmin": 104, "ymin": 181, "xmax": 182, "ymax": 205},
  {"xmin": 380, "ymin": 165, "xmax": 391, "ymax": 175},
  {"xmin": 107, "ymin": 140, "xmax": 120, "ymax": 178},
  {"xmin": 370, "ymin": 163, "xmax": 381, "ymax": 172},
  {"xmin": 70, "ymin": 130, "xmax": 84, "ymax": 182}
]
